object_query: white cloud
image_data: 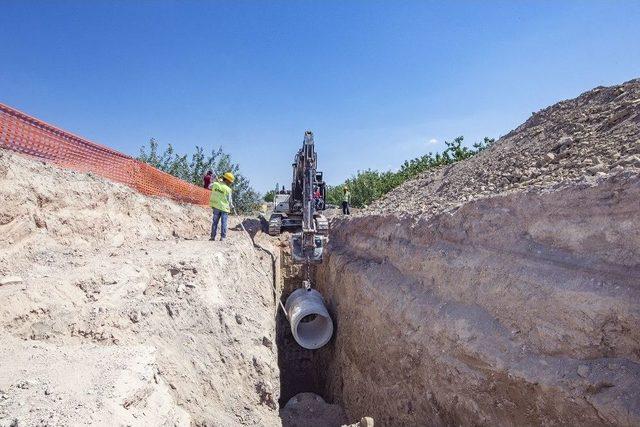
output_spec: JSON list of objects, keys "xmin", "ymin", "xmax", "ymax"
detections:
[{"xmin": 428, "ymin": 138, "xmax": 438, "ymax": 145}]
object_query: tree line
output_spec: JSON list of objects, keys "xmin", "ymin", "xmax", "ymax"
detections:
[
  {"xmin": 137, "ymin": 136, "xmax": 495, "ymax": 213},
  {"xmin": 137, "ymin": 138, "xmax": 260, "ymax": 212},
  {"xmin": 324, "ymin": 136, "xmax": 495, "ymax": 208}
]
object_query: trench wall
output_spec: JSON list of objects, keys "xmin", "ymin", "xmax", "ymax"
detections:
[{"xmin": 316, "ymin": 174, "xmax": 640, "ymax": 426}]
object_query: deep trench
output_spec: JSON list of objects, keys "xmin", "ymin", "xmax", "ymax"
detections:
[
  {"xmin": 276, "ymin": 261, "xmax": 336, "ymax": 408},
  {"xmin": 248, "ymin": 218, "xmax": 340, "ymax": 411}
]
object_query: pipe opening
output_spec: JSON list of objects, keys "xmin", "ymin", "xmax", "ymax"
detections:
[
  {"xmin": 285, "ymin": 288, "xmax": 334, "ymax": 350},
  {"xmin": 294, "ymin": 312, "xmax": 332, "ymax": 349}
]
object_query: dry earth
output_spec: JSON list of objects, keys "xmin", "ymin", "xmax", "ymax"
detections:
[
  {"xmin": 0, "ymin": 150, "xmax": 281, "ymax": 426},
  {"xmin": 317, "ymin": 79, "xmax": 640, "ymax": 426}
]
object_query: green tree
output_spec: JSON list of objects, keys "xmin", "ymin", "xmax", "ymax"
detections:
[
  {"xmin": 263, "ymin": 190, "xmax": 276, "ymax": 202},
  {"xmin": 326, "ymin": 136, "xmax": 495, "ymax": 208},
  {"xmin": 137, "ymin": 138, "xmax": 260, "ymax": 212}
]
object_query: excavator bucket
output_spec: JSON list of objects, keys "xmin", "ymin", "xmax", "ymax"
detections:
[{"xmin": 291, "ymin": 233, "xmax": 325, "ymax": 264}]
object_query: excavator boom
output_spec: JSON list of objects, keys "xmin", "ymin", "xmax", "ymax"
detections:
[
  {"xmin": 290, "ymin": 131, "xmax": 328, "ymax": 264},
  {"xmin": 276, "ymin": 131, "xmax": 334, "ymax": 350}
]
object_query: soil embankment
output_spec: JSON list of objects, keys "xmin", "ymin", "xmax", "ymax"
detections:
[
  {"xmin": 316, "ymin": 79, "xmax": 640, "ymax": 425},
  {"xmin": 0, "ymin": 150, "xmax": 280, "ymax": 426}
]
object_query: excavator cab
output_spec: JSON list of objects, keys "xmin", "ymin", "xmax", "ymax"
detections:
[{"xmin": 267, "ymin": 131, "xmax": 329, "ymax": 258}]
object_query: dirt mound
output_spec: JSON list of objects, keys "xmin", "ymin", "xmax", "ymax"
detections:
[
  {"xmin": 280, "ymin": 392, "xmax": 347, "ymax": 427},
  {"xmin": 317, "ymin": 80, "xmax": 640, "ymax": 425},
  {"xmin": 0, "ymin": 150, "xmax": 280, "ymax": 426},
  {"xmin": 369, "ymin": 78, "xmax": 640, "ymax": 218}
]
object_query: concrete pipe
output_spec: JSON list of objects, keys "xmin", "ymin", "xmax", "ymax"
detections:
[{"xmin": 285, "ymin": 288, "xmax": 334, "ymax": 349}]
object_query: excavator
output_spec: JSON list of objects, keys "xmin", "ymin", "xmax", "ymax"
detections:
[
  {"xmin": 268, "ymin": 131, "xmax": 329, "ymax": 264},
  {"xmin": 268, "ymin": 131, "xmax": 334, "ymax": 350}
]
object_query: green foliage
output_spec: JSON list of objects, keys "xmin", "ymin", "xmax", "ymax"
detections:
[
  {"xmin": 326, "ymin": 136, "xmax": 495, "ymax": 208},
  {"xmin": 263, "ymin": 190, "xmax": 276, "ymax": 202},
  {"xmin": 137, "ymin": 138, "xmax": 260, "ymax": 213}
]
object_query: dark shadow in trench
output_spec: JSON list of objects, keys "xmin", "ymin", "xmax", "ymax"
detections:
[{"xmin": 276, "ymin": 275, "xmax": 326, "ymax": 406}]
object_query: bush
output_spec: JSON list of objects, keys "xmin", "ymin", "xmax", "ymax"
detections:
[
  {"xmin": 327, "ymin": 136, "xmax": 495, "ymax": 208},
  {"xmin": 263, "ymin": 190, "xmax": 276, "ymax": 202}
]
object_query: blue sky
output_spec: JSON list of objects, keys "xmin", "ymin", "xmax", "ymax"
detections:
[{"xmin": 1, "ymin": 1, "xmax": 639, "ymax": 193}]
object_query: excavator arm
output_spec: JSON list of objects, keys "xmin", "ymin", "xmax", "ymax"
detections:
[{"xmin": 290, "ymin": 131, "xmax": 328, "ymax": 264}]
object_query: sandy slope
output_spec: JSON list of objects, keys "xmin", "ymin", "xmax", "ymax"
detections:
[{"xmin": 0, "ymin": 150, "xmax": 280, "ymax": 426}]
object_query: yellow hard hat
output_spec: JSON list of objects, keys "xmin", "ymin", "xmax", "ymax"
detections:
[
  {"xmin": 343, "ymin": 185, "xmax": 349, "ymax": 190},
  {"xmin": 223, "ymin": 172, "xmax": 235, "ymax": 183}
]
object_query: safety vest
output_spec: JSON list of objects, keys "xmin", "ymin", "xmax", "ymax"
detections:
[
  {"xmin": 210, "ymin": 181, "xmax": 232, "ymax": 213},
  {"xmin": 343, "ymin": 191, "xmax": 351, "ymax": 203}
]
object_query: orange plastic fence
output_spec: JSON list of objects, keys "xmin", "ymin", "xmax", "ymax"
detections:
[{"xmin": 0, "ymin": 102, "xmax": 210, "ymax": 206}]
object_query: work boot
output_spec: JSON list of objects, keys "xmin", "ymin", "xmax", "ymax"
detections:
[{"xmin": 209, "ymin": 237, "xmax": 215, "ymax": 241}]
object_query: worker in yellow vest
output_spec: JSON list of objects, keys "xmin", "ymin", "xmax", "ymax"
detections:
[
  {"xmin": 209, "ymin": 172, "xmax": 235, "ymax": 241},
  {"xmin": 342, "ymin": 185, "xmax": 351, "ymax": 215}
]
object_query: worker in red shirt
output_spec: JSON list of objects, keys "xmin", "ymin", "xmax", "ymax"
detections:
[
  {"xmin": 313, "ymin": 187, "xmax": 323, "ymax": 210},
  {"xmin": 203, "ymin": 170, "xmax": 214, "ymax": 189}
]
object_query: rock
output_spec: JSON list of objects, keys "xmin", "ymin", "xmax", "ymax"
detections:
[
  {"xmin": 235, "ymin": 314, "xmax": 243, "ymax": 324},
  {"xmin": 0, "ymin": 276, "xmax": 23, "ymax": 286},
  {"xmin": 281, "ymin": 393, "xmax": 347, "ymax": 426},
  {"xmin": 587, "ymin": 163, "xmax": 607, "ymax": 175},
  {"xmin": 558, "ymin": 136, "xmax": 573, "ymax": 148},
  {"xmin": 129, "ymin": 310, "xmax": 141, "ymax": 323},
  {"xmin": 33, "ymin": 213, "xmax": 47, "ymax": 229},
  {"xmin": 357, "ymin": 416, "xmax": 375, "ymax": 427},
  {"xmin": 611, "ymin": 165, "xmax": 624, "ymax": 173},
  {"xmin": 255, "ymin": 381, "xmax": 276, "ymax": 409},
  {"xmin": 537, "ymin": 152, "xmax": 556, "ymax": 166},
  {"xmin": 261, "ymin": 337, "xmax": 273, "ymax": 350},
  {"xmin": 620, "ymin": 155, "xmax": 640, "ymax": 167},
  {"xmin": 577, "ymin": 365, "xmax": 590, "ymax": 378},
  {"xmin": 16, "ymin": 380, "xmax": 30, "ymax": 389},
  {"xmin": 165, "ymin": 303, "xmax": 176, "ymax": 318},
  {"xmin": 252, "ymin": 356, "xmax": 264, "ymax": 375}
]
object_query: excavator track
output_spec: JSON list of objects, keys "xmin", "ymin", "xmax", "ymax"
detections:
[{"xmin": 268, "ymin": 215, "xmax": 282, "ymax": 236}]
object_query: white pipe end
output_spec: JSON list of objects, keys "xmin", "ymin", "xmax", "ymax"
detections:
[{"xmin": 285, "ymin": 288, "xmax": 334, "ymax": 349}]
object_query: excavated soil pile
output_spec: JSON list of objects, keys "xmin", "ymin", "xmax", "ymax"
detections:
[
  {"xmin": 317, "ymin": 79, "xmax": 640, "ymax": 425},
  {"xmin": 372, "ymin": 78, "xmax": 640, "ymax": 216},
  {"xmin": 0, "ymin": 150, "xmax": 280, "ymax": 426}
]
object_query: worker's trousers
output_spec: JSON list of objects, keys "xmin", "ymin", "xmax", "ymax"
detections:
[
  {"xmin": 211, "ymin": 208, "xmax": 229, "ymax": 239},
  {"xmin": 342, "ymin": 201, "xmax": 350, "ymax": 215}
]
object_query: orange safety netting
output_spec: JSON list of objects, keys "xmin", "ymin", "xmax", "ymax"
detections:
[{"xmin": 0, "ymin": 102, "xmax": 210, "ymax": 206}]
